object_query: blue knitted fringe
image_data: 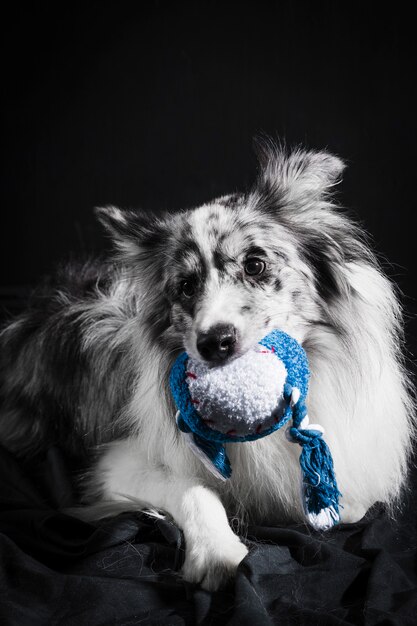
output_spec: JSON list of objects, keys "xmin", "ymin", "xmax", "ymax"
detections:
[{"xmin": 171, "ymin": 329, "xmax": 341, "ymax": 528}]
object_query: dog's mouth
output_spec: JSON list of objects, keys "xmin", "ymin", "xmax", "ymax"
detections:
[{"xmin": 198, "ymin": 350, "xmax": 243, "ymax": 368}]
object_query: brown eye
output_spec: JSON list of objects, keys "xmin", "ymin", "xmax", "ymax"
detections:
[
  {"xmin": 180, "ymin": 280, "xmax": 195, "ymax": 298},
  {"xmin": 244, "ymin": 258, "xmax": 266, "ymax": 276}
]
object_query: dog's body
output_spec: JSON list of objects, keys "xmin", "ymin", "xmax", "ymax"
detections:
[{"xmin": 0, "ymin": 143, "xmax": 415, "ymax": 589}]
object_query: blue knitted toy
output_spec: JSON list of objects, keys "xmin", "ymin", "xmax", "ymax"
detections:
[{"xmin": 170, "ymin": 329, "xmax": 341, "ymax": 530}]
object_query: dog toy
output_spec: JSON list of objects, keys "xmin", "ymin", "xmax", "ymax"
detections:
[{"xmin": 170, "ymin": 329, "xmax": 341, "ymax": 530}]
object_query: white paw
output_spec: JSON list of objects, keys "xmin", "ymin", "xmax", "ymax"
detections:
[{"xmin": 181, "ymin": 536, "xmax": 249, "ymax": 591}]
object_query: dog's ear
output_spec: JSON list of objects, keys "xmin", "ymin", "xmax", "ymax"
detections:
[
  {"xmin": 95, "ymin": 205, "xmax": 169, "ymax": 261},
  {"xmin": 95, "ymin": 206, "xmax": 137, "ymax": 242},
  {"xmin": 253, "ymin": 138, "xmax": 345, "ymax": 209},
  {"xmin": 253, "ymin": 140, "xmax": 356, "ymax": 301}
]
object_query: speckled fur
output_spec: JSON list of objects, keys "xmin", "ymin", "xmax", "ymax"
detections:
[{"xmin": 0, "ymin": 140, "xmax": 415, "ymax": 590}]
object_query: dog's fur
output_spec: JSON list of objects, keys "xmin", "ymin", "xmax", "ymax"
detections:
[{"xmin": 0, "ymin": 141, "xmax": 415, "ymax": 590}]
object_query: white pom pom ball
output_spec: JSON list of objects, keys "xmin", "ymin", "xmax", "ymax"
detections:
[{"xmin": 186, "ymin": 344, "xmax": 288, "ymax": 437}]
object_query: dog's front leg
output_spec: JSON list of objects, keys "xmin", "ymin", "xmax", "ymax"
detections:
[
  {"xmin": 171, "ymin": 482, "xmax": 249, "ymax": 590},
  {"xmin": 95, "ymin": 440, "xmax": 248, "ymax": 591}
]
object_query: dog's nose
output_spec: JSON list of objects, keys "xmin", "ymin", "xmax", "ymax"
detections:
[{"xmin": 196, "ymin": 324, "xmax": 237, "ymax": 362}]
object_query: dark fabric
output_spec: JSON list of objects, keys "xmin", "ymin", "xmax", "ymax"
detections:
[{"xmin": 0, "ymin": 444, "xmax": 416, "ymax": 626}]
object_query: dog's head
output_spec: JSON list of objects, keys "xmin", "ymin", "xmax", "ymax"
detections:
[{"xmin": 97, "ymin": 141, "xmax": 367, "ymax": 363}]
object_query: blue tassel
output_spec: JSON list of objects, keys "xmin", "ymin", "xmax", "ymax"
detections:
[
  {"xmin": 288, "ymin": 422, "xmax": 341, "ymax": 528},
  {"xmin": 193, "ymin": 435, "xmax": 231, "ymax": 479},
  {"xmin": 176, "ymin": 411, "xmax": 231, "ymax": 479}
]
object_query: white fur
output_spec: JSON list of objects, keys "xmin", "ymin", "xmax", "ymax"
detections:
[
  {"xmin": 87, "ymin": 258, "xmax": 414, "ymax": 589},
  {"xmin": 4, "ymin": 146, "xmax": 412, "ymax": 592}
]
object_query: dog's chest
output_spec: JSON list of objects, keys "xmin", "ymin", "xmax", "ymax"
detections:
[{"xmin": 219, "ymin": 432, "xmax": 305, "ymax": 523}]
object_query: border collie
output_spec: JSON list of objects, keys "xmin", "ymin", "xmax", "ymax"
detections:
[{"xmin": 0, "ymin": 140, "xmax": 415, "ymax": 590}]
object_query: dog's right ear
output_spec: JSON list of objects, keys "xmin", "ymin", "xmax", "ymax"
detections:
[
  {"xmin": 95, "ymin": 205, "xmax": 137, "ymax": 241},
  {"xmin": 94, "ymin": 205, "xmax": 169, "ymax": 260}
]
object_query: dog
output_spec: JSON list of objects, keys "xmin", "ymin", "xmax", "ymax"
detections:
[{"xmin": 0, "ymin": 140, "xmax": 415, "ymax": 590}]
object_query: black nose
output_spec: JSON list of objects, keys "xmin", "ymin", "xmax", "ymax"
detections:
[{"xmin": 197, "ymin": 324, "xmax": 237, "ymax": 362}]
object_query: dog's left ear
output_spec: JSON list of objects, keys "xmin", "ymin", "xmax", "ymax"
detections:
[
  {"xmin": 95, "ymin": 205, "xmax": 169, "ymax": 261},
  {"xmin": 253, "ymin": 140, "xmax": 353, "ymax": 300},
  {"xmin": 254, "ymin": 139, "xmax": 345, "ymax": 209}
]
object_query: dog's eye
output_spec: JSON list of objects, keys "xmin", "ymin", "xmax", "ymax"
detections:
[
  {"xmin": 180, "ymin": 280, "xmax": 195, "ymax": 298},
  {"xmin": 244, "ymin": 258, "xmax": 266, "ymax": 276}
]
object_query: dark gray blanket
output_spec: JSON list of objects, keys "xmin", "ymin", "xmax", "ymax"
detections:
[{"xmin": 1, "ymin": 444, "xmax": 416, "ymax": 626}]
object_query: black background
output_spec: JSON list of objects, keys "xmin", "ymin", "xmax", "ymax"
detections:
[
  {"xmin": 1, "ymin": 1, "xmax": 417, "ymax": 354},
  {"xmin": 1, "ymin": 4, "xmax": 417, "ymax": 623}
]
